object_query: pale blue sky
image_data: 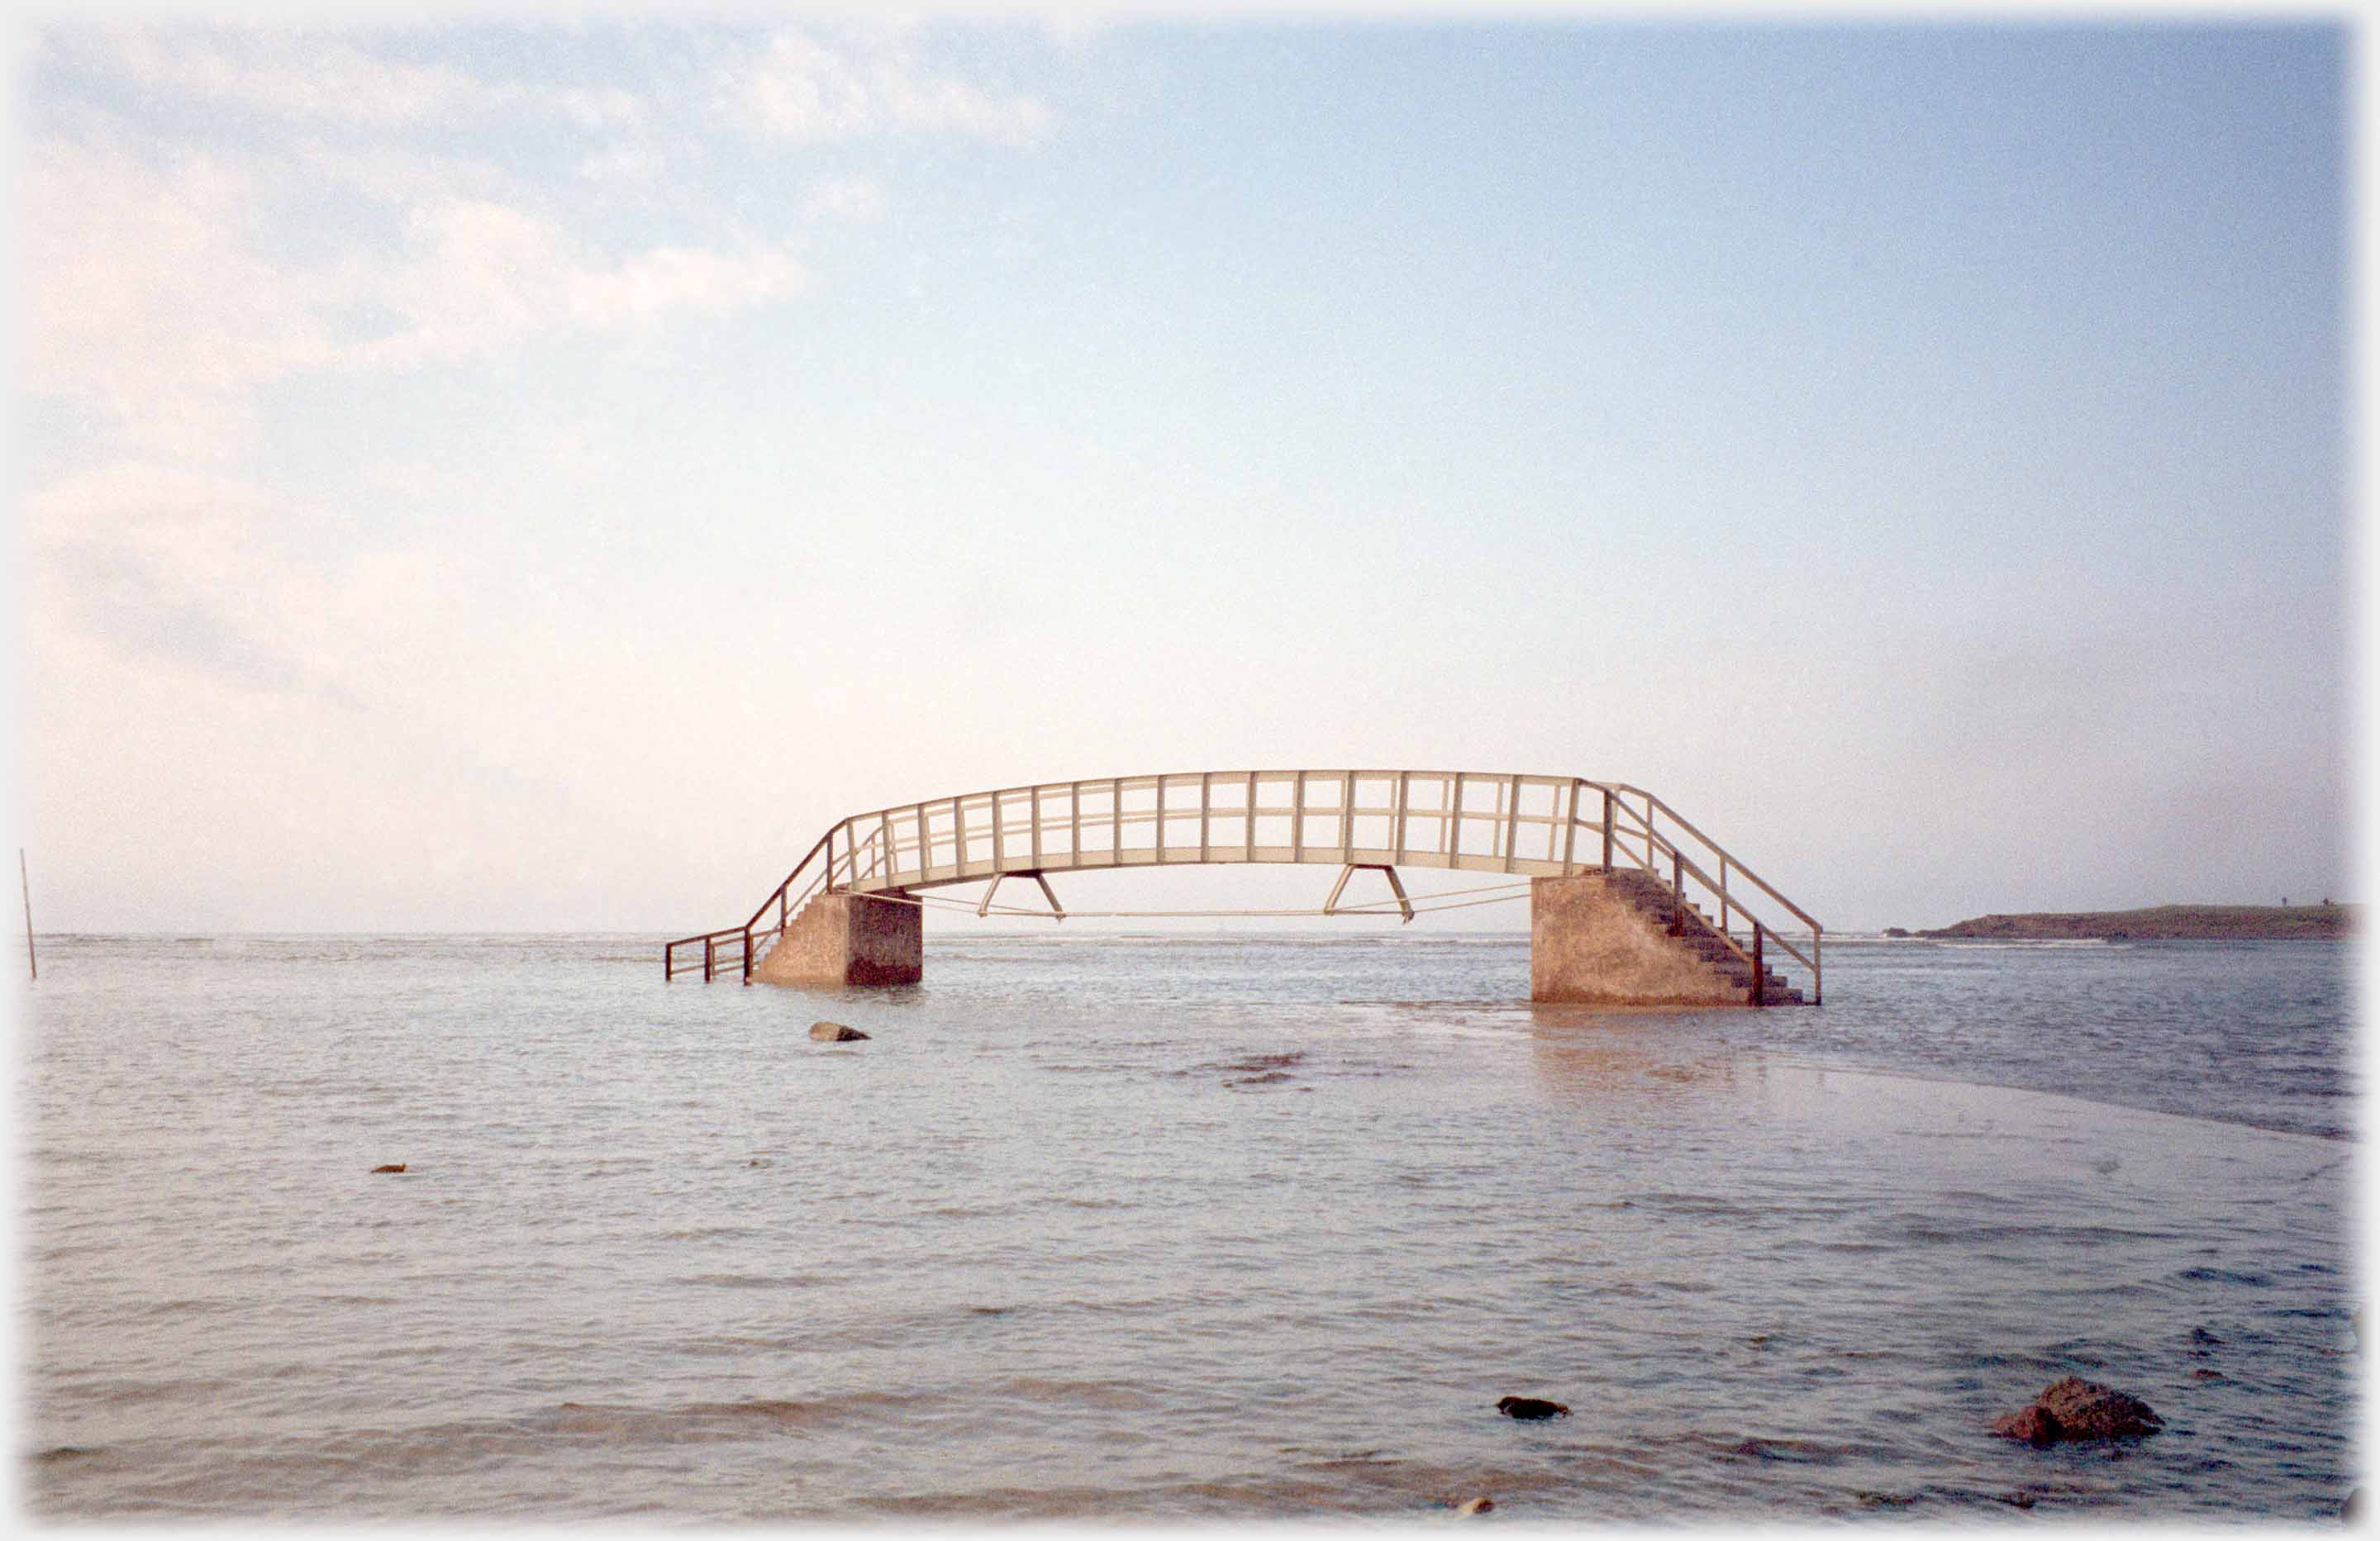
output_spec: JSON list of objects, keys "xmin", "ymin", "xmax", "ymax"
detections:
[{"xmin": 17, "ymin": 18, "xmax": 2351, "ymax": 933}]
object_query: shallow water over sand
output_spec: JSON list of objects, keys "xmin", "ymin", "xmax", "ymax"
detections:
[{"xmin": 21, "ymin": 934, "xmax": 2358, "ymax": 1520}]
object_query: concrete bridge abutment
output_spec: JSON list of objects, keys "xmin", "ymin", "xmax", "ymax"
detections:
[
  {"xmin": 1530, "ymin": 869, "xmax": 1770, "ymax": 1006},
  {"xmin": 753, "ymin": 892, "xmax": 922, "ymax": 987}
]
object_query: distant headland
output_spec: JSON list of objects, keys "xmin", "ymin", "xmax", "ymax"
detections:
[{"xmin": 1909, "ymin": 903, "xmax": 2355, "ymax": 941}]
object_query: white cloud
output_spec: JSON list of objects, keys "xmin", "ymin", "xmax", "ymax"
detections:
[
  {"xmin": 551, "ymin": 83, "xmax": 648, "ymax": 131},
  {"xmin": 27, "ymin": 136, "xmax": 350, "ymax": 442},
  {"xmin": 726, "ymin": 28, "xmax": 1053, "ymax": 145},
  {"xmin": 24, "ymin": 464, "xmax": 359, "ymax": 702},
  {"xmin": 296, "ymin": 138, "xmax": 514, "ymax": 205},
  {"xmin": 26, "ymin": 133, "xmax": 804, "ymax": 415},
  {"xmin": 353, "ymin": 197, "xmax": 803, "ymax": 365},
  {"xmin": 805, "ymin": 174, "xmax": 887, "ymax": 220},
  {"xmin": 77, "ymin": 25, "xmax": 489, "ymax": 129},
  {"xmin": 576, "ymin": 143, "xmax": 662, "ymax": 183}
]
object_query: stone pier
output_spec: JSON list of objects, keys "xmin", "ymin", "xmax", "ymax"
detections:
[{"xmin": 753, "ymin": 892, "xmax": 922, "ymax": 987}]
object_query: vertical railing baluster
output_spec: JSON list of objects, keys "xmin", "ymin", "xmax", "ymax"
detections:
[
  {"xmin": 1503, "ymin": 773, "xmax": 1521, "ymax": 873},
  {"xmin": 1562, "ymin": 779, "xmax": 1579, "ymax": 875}
]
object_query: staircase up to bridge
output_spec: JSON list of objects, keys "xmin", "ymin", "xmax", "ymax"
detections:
[{"xmin": 664, "ymin": 768, "xmax": 1821, "ymax": 1006}]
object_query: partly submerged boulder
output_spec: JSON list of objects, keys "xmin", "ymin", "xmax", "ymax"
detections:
[
  {"xmin": 810, "ymin": 1020, "xmax": 870, "ymax": 1043},
  {"xmin": 1991, "ymin": 1405, "xmax": 2059, "ymax": 1447},
  {"xmin": 2036, "ymin": 1376, "xmax": 2163, "ymax": 1438},
  {"xmin": 1994, "ymin": 1377, "xmax": 2162, "ymax": 1444}
]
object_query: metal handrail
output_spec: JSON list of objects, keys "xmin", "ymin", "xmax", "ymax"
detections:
[{"xmin": 1599, "ymin": 788, "xmax": 1821, "ymax": 1002}]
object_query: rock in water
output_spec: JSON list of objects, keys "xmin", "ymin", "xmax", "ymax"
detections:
[
  {"xmin": 1994, "ymin": 1377, "xmax": 2161, "ymax": 1443},
  {"xmin": 810, "ymin": 1021, "xmax": 869, "ymax": 1042},
  {"xmin": 1454, "ymin": 1496, "xmax": 1494, "ymax": 1515},
  {"xmin": 2035, "ymin": 1377, "xmax": 2162, "ymax": 1439},
  {"xmin": 1496, "ymin": 1396, "xmax": 1569, "ymax": 1420},
  {"xmin": 1991, "ymin": 1405, "xmax": 2059, "ymax": 1447},
  {"xmin": 369, "ymin": 1163, "xmax": 407, "ymax": 1174}
]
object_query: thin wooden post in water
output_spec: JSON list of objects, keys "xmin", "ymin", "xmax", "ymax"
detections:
[{"xmin": 1752, "ymin": 926, "xmax": 1766, "ymax": 1007}]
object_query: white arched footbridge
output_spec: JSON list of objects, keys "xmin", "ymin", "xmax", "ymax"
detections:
[{"xmin": 665, "ymin": 768, "xmax": 1821, "ymax": 1006}]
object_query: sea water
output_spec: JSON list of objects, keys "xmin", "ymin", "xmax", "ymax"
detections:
[{"xmin": 18, "ymin": 933, "xmax": 2359, "ymax": 1520}]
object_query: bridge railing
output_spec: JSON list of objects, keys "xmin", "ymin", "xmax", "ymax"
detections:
[
  {"xmin": 668, "ymin": 770, "xmax": 1818, "ymax": 1001},
  {"xmin": 663, "ymin": 828, "xmax": 833, "ymax": 983},
  {"xmin": 1597, "ymin": 783, "xmax": 1823, "ymax": 1004}
]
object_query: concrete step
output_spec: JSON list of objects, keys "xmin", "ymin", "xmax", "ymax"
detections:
[{"xmin": 1595, "ymin": 870, "xmax": 1807, "ymax": 1006}]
